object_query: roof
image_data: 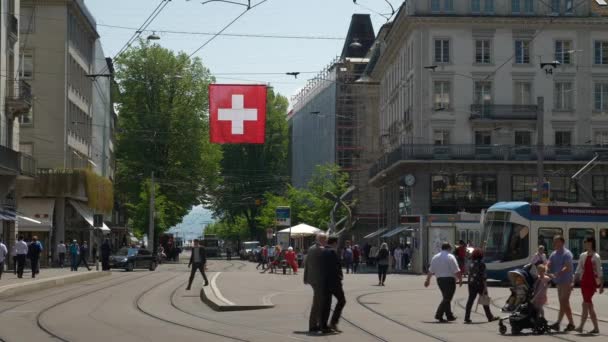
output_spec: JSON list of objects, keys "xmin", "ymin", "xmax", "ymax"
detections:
[
  {"xmin": 340, "ymin": 14, "xmax": 375, "ymax": 59},
  {"xmin": 592, "ymin": 0, "xmax": 608, "ymax": 16}
]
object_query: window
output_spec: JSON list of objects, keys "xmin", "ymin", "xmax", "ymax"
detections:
[
  {"xmin": 565, "ymin": 0, "xmax": 574, "ymax": 14},
  {"xmin": 515, "ymin": 40, "xmax": 531, "ymax": 64},
  {"xmin": 554, "ymin": 82, "xmax": 573, "ymax": 111},
  {"xmin": 555, "ymin": 40, "xmax": 572, "ymax": 64},
  {"xmin": 512, "ymin": 0, "xmax": 521, "ymax": 13},
  {"xmin": 594, "ymin": 131, "xmax": 608, "ymax": 146},
  {"xmin": 547, "ymin": 176, "xmax": 578, "ymax": 202},
  {"xmin": 595, "ymin": 41, "xmax": 608, "ymax": 65},
  {"xmin": 433, "ymin": 81, "xmax": 451, "ymax": 110},
  {"xmin": 20, "ymin": 51, "xmax": 33, "ymax": 79},
  {"xmin": 514, "ymin": 81, "xmax": 532, "ymax": 105},
  {"xmin": 474, "ymin": 81, "xmax": 492, "ymax": 105},
  {"xmin": 431, "ymin": 174, "xmax": 497, "ymax": 213},
  {"xmin": 515, "ymin": 131, "xmax": 531, "ymax": 145},
  {"xmin": 471, "ymin": 0, "xmax": 481, "ymax": 13},
  {"xmin": 475, "ymin": 131, "xmax": 492, "ymax": 145},
  {"xmin": 600, "ymin": 229, "xmax": 608, "ymax": 259},
  {"xmin": 569, "ymin": 228, "xmax": 595, "ymax": 259},
  {"xmin": 431, "ymin": 0, "xmax": 440, "ymax": 12},
  {"xmin": 433, "ymin": 130, "xmax": 450, "ymax": 145},
  {"xmin": 594, "ymin": 82, "xmax": 608, "ymax": 112},
  {"xmin": 20, "ymin": 7, "xmax": 34, "ymax": 33},
  {"xmin": 524, "ymin": 0, "xmax": 534, "ymax": 13},
  {"xmin": 512, "ymin": 175, "xmax": 537, "ymax": 201},
  {"xmin": 434, "ymin": 39, "xmax": 450, "ymax": 63},
  {"xmin": 19, "ymin": 143, "xmax": 33, "ymax": 156},
  {"xmin": 445, "ymin": 0, "xmax": 454, "ymax": 12},
  {"xmin": 555, "ymin": 131, "xmax": 572, "ymax": 146},
  {"xmin": 593, "ymin": 176, "xmax": 608, "ymax": 202},
  {"xmin": 19, "ymin": 106, "xmax": 33, "ymax": 125},
  {"xmin": 484, "ymin": 0, "xmax": 495, "ymax": 13},
  {"xmin": 551, "ymin": 0, "xmax": 560, "ymax": 13},
  {"xmin": 538, "ymin": 228, "xmax": 563, "ymax": 255},
  {"xmin": 484, "ymin": 220, "xmax": 529, "ymax": 262},
  {"xmin": 475, "ymin": 39, "xmax": 491, "ymax": 64}
]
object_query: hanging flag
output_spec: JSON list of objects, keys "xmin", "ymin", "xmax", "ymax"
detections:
[{"xmin": 209, "ymin": 84, "xmax": 267, "ymax": 144}]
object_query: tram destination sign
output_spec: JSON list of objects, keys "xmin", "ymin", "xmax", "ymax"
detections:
[{"xmin": 532, "ymin": 205, "xmax": 608, "ymax": 216}]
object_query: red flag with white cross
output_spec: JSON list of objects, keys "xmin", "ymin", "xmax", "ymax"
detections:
[{"xmin": 209, "ymin": 84, "xmax": 267, "ymax": 144}]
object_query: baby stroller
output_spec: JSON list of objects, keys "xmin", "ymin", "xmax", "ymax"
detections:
[{"xmin": 498, "ymin": 267, "xmax": 549, "ymax": 335}]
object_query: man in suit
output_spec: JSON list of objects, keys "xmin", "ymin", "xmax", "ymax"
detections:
[
  {"xmin": 27, "ymin": 236, "xmax": 42, "ymax": 278},
  {"xmin": 187, "ymin": 239, "xmax": 208, "ymax": 290},
  {"xmin": 320, "ymin": 236, "xmax": 346, "ymax": 334},
  {"xmin": 303, "ymin": 233, "xmax": 327, "ymax": 334}
]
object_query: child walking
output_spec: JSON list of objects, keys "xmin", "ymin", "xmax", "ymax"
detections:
[{"xmin": 533, "ymin": 264, "xmax": 551, "ymax": 318}]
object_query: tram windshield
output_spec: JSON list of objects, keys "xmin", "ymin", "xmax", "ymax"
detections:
[{"xmin": 483, "ymin": 211, "xmax": 530, "ymax": 262}]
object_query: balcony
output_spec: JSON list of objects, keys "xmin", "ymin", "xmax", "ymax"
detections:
[
  {"xmin": 369, "ymin": 144, "xmax": 608, "ymax": 179},
  {"xmin": 470, "ymin": 104, "xmax": 538, "ymax": 121},
  {"xmin": 6, "ymin": 80, "xmax": 32, "ymax": 118},
  {"xmin": 0, "ymin": 145, "xmax": 19, "ymax": 175},
  {"xmin": 8, "ymin": 15, "xmax": 18, "ymax": 43}
]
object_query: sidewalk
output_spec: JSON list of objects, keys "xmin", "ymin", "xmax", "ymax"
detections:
[
  {"xmin": 546, "ymin": 287, "xmax": 608, "ymax": 322},
  {"xmin": 1, "ymin": 267, "xmax": 99, "ymax": 287}
]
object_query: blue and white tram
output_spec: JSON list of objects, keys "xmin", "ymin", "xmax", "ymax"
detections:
[{"xmin": 482, "ymin": 202, "xmax": 608, "ymax": 281}]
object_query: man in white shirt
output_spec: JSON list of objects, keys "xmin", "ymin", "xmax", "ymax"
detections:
[
  {"xmin": 15, "ymin": 235, "xmax": 29, "ymax": 279},
  {"xmin": 57, "ymin": 241, "xmax": 67, "ymax": 268},
  {"xmin": 0, "ymin": 238, "xmax": 7, "ymax": 279},
  {"xmin": 424, "ymin": 242, "xmax": 462, "ymax": 322}
]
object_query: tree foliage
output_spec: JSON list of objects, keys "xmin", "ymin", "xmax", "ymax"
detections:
[{"xmin": 115, "ymin": 41, "xmax": 220, "ymax": 235}]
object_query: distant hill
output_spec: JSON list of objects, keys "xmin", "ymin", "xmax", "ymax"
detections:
[{"xmin": 168, "ymin": 205, "xmax": 214, "ymax": 241}]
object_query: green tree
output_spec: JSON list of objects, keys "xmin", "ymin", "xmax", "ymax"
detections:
[
  {"xmin": 205, "ymin": 217, "xmax": 249, "ymax": 241},
  {"xmin": 210, "ymin": 89, "xmax": 289, "ymax": 239},
  {"xmin": 115, "ymin": 41, "xmax": 220, "ymax": 237}
]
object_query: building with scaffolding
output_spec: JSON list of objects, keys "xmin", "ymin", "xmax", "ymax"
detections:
[{"xmin": 289, "ymin": 14, "xmax": 381, "ymax": 237}]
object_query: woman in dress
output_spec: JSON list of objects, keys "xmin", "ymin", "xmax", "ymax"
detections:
[
  {"xmin": 377, "ymin": 243, "xmax": 390, "ymax": 286},
  {"xmin": 573, "ymin": 237, "xmax": 604, "ymax": 334},
  {"xmin": 464, "ymin": 248, "xmax": 498, "ymax": 323}
]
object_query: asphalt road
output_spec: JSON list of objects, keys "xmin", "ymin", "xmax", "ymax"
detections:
[{"xmin": 0, "ymin": 260, "xmax": 606, "ymax": 342}]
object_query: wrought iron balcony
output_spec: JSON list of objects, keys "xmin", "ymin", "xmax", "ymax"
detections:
[
  {"xmin": 6, "ymin": 80, "xmax": 32, "ymax": 118},
  {"xmin": 369, "ymin": 144, "xmax": 608, "ymax": 179},
  {"xmin": 470, "ymin": 104, "xmax": 538, "ymax": 120},
  {"xmin": 0, "ymin": 145, "xmax": 19, "ymax": 175}
]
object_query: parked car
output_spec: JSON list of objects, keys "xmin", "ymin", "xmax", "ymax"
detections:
[{"xmin": 109, "ymin": 247, "xmax": 158, "ymax": 272}]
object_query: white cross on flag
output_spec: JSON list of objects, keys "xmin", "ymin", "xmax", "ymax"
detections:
[{"xmin": 209, "ymin": 84, "xmax": 267, "ymax": 144}]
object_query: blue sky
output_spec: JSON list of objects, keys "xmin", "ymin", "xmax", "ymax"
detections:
[{"xmin": 86, "ymin": 0, "xmax": 395, "ymax": 101}]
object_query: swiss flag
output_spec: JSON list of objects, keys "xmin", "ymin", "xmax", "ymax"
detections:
[{"xmin": 209, "ymin": 84, "xmax": 267, "ymax": 144}]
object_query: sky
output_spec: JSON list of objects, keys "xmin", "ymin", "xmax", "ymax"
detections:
[{"xmin": 85, "ymin": 0, "xmax": 396, "ymax": 102}]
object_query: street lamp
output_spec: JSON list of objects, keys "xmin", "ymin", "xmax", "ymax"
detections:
[{"xmin": 147, "ymin": 32, "xmax": 161, "ymax": 41}]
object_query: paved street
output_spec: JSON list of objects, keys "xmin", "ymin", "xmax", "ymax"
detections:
[{"xmin": 0, "ymin": 260, "xmax": 606, "ymax": 342}]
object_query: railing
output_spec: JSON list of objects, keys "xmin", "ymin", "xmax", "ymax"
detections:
[
  {"xmin": 19, "ymin": 153, "xmax": 36, "ymax": 177},
  {"xmin": 470, "ymin": 104, "xmax": 537, "ymax": 120},
  {"xmin": 369, "ymin": 144, "xmax": 608, "ymax": 178},
  {"xmin": 0, "ymin": 144, "xmax": 19, "ymax": 173}
]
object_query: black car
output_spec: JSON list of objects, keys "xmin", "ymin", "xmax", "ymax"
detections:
[{"xmin": 109, "ymin": 247, "xmax": 158, "ymax": 272}]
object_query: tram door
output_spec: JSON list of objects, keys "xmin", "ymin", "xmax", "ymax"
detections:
[{"xmin": 458, "ymin": 229, "xmax": 481, "ymax": 247}]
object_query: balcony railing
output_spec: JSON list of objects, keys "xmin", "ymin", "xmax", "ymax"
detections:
[
  {"xmin": 19, "ymin": 153, "xmax": 36, "ymax": 177},
  {"xmin": 6, "ymin": 79, "xmax": 32, "ymax": 117},
  {"xmin": 369, "ymin": 144, "xmax": 608, "ymax": 179},
  {"xmin": 470, "ymin": 104, "xmax": 538, "ymax": 120},
  {"xmin": 0, "ymin": 145, "xmax": 19, "ymax": 174}
]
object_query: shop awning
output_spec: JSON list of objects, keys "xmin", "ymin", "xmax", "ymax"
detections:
[
  {"xmin": 381, "ymin": 226, "xmax": 412, "ymax": 238},
  {"xmin": 363, "ymin": 228, "xmax": 388, "ymax": 239},
  {"xmin": 0, "ymin": 207, "xmax": 16, "ymax": 221},
  {"xmin": 69, "ymin": 200, "xmax": 110, "ymax": 234},
  {"xmin": 17, "ymin": 198, "xmax": 55, "ymax": 232}
]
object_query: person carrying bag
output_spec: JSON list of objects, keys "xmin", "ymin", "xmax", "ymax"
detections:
[{"xmin": 465, "ymin": 248, "xmax": 498, "ymax": 323}]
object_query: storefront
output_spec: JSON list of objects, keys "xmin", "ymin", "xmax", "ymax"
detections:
[{"xmin": 17, "ymin": 198, "xmax": 56, "ymax": 267}]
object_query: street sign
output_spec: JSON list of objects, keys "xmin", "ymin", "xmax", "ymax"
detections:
[
  {"xmin": 266, "ymin": 228, "xmax": 273, "ymax": 239},
  {"xmin": 93, "ymin": 214, "xmax": 103, "ymax": 228},
  {"xmin": 275, "ymin": 206, "xmax": 291, "ymax": 227}
]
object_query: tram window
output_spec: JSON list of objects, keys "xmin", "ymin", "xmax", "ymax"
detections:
[
  {"xmin": 538, "ymin": 228, "xmax": 563, "ymax": 255},
  {"xmin": 505, "ymin": 224, "xmax": 530, "ymax": 261},
  {"xmin": 600, "ymin": 229, "xmax": 608, "ymax": 259},
  {"xmin": 568, "ymin": 228, "xmax": 595, "ymax": 259}
]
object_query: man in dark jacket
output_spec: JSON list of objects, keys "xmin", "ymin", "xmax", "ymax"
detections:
[
  {"xmin": 78, "ymin": 241, "xmax": 91, "ymax": 271},
  {"xmin": 101, "ymin": 239, "xmax": 112, "ymax": 271},
  {"xmin": 27, "ymin": 236, "xmax": 42, "ymax": 278},
  {"xmin": 303, "ymin": 233, "xmax": 327, "ymax": 333},
  {"xmin": 187, "ymin": 239, "xmax": 208, "ymax": 290},
  {"xmin": 320, "ymin": 236, "xmax": 346, "ymax": 334}
]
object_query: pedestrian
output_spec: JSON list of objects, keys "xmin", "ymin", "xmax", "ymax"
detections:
[
  {"xmin": 285, "ymin": 247, "xmax": 298, "ymax": 274},
  {"xmin": 393, "ymin": 245, "xmax": 403, "ymax": 271},
  {"xmin": 403, "ymin": 244, "xmax": 411, "ymax": 270},
  {"xmin": 363, "ymin": 243, "xmax": 371, "ymax": 266},
  {"xmin": 320, "ymin": 236, "xmax": 346, "ymax": 334},
  {"xmin": 69, "ymin": 240, "xmax": 80, "ymax": 271},
  {"xmin": 269, "ymin": 245, "xmax": 282, "ymax": 274},
  {"xmin": 342, "ymin": 242, "xmax": 353, "ymax": 274},
  {"xmin": 57, "ymin": 240, "xmax": 67, "ymax": 268},
  {"xmin": 78, "ymin": 241, "xmax": 91, "ymax": 271},
  {"xmin": 265, "ymin": 244, "xmax": 276, "ymax": 273},
  {"xmin": 573, "ymin": 237, "xmax": 604, "ymax": 334},
  {"xmin": 352, "ymin": 244, "xmax": 361, "ymax": 274},
  {"xmin": 0, "ymin": 238, "xmax": 7, "ymax": 279},
  {"xmin": 547, "ymin": 235, "xmax": 575, "ymax": 332},
  {"xmin": 27, "ymin": 236, "xmax": 42, "ymax": 278},
  {"xmin": 186, "ymin": 239, "xmax": 208, "ymax": 290},
  {"xmin": 530, "ymin": 245, "xmax": 548, "ymax": 266},
  {"xmin": 377, "ymin": 243, "xmax": 390, "ymax": 286},
  {"xmin": 92, "ymin": 243, "xmax": 98, "ymax": 264},
  {"xmin": 15, "ymin": 235, "xmax": 28, "ymax": 278},
  {"xmin": 464, "ymin": 248, "xmax": 498, "ymax": 323},
  {"xmin": 256, "ymin": 246, "xmax": 267, "ymax": 270},
  {"xmin": 424, "ymin": 242, "xmax": 462, "ymax": 322},
  {"xmin": 303, "ymin": 233, "xmax": 327, "ymax": 334},
  {"xmin": 101, "ymin": 238, "xmax": 112, "ymax": 271},
  {"xmin": 11, "ymin": 243, "xmax": 17, "ymax": 275},
  {"xmin": 226, "ymin": 247, "xmax": 232, "ymax": 261},
  {"xmin": 455, "ymin": 240, "xmax": 467, "ymax": 274},
  {"xmin": 369, "ymin": 244, "xmax": 379, "ymax": 266},
  {"xmin": 533, "ymin": 264, "xmax": 551, "ymax": 319}
]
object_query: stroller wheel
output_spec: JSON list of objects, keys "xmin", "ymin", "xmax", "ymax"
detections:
[{"xmin": 499, "ymin": 324, "xmax": 507, "ymax": 335}]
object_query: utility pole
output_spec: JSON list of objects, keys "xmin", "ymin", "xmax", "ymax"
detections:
[
  {"xmin": 149, "ymin": 171, "xmax": 155, "ymax": 252},
  {"xmin": 536, "ymin": 97, "xmax": 544, "ymax": 202}
]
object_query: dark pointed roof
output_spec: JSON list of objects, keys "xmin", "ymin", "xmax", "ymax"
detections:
[{"xmin": 341, "ymin": 14, "xmax": 375, "ymax": 59}]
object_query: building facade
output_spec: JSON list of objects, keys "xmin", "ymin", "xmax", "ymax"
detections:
[
  {"xmin": 369, "ymin": 0, "xmax": 608, "ymax": 232},
  {"xmin": 290, "ymin": 14, "xmax": 381, "ymax": 237}
]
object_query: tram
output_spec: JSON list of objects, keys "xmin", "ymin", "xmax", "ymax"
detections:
[{"xmin": 482, "ymin": 201, "xmax": 608, "ymax": 281}]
